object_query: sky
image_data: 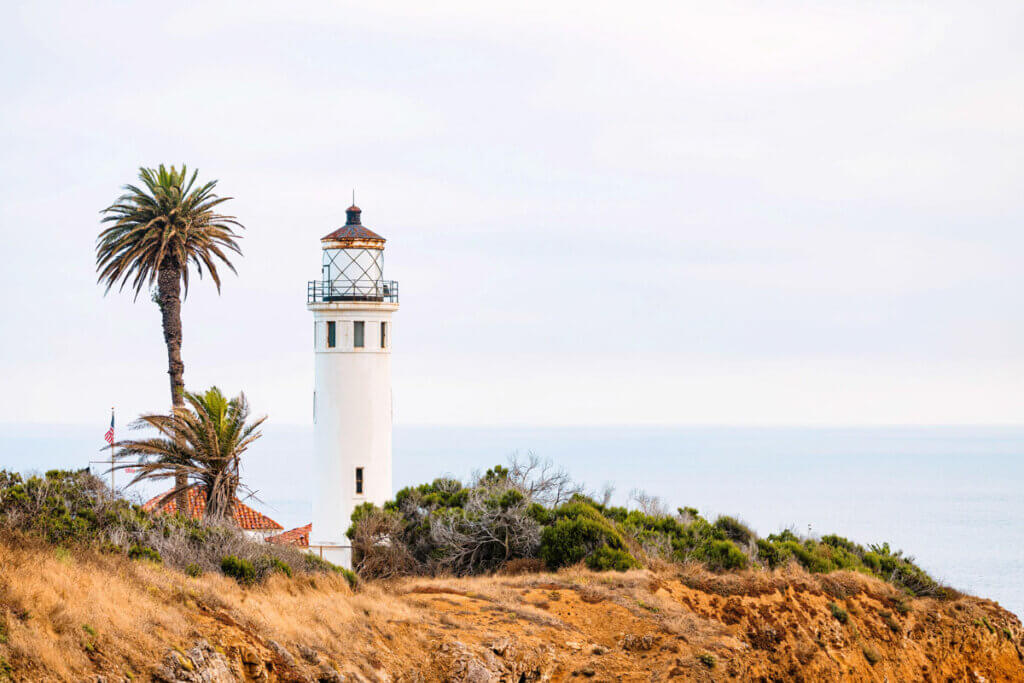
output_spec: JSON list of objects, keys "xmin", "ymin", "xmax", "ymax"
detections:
[{"xmin": 1, "ymin": 1, "xmax": 1023, "ymax": 427}]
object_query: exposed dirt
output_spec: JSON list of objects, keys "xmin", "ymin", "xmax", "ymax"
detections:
[{"xmin": 1, "ymin": 540, "xmax": 1021, "ymax": 681}]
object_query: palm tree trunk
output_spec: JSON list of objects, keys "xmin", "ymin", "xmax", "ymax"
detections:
[{"xmin": 157, "ymin": 267, "xmax": 189, "ymax": 513}]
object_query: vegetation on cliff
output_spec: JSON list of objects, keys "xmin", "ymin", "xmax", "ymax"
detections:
[
  {"xmin": 347, "ymin": 456, "xmax": 951, "ymax": 600},
  {"xmin": 0, "ymin": 469, "xmax": 348, "ymax": 586}
]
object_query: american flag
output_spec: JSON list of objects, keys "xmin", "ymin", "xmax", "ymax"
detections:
[{"xmin": 104, "ymin": 411, "xmax": 114, "ymax": 445}]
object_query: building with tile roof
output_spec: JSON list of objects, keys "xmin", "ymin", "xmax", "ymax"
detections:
[
  {"xmin": 266, "ymin": 523, "xmax": 311, "ymax": 548},
  {"xmin": 142, "ymin": 488, "xmax": 284, "ymax": 540}
]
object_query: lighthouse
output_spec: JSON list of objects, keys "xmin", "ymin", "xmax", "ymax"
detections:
[{"xmin": 307, "ymin": 204, "xmax": 398, "ymax": 568}]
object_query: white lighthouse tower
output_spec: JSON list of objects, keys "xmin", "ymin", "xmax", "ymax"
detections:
[{"xmin": 307, "ymin": 204, "xmax": 398, "ymax": 568}]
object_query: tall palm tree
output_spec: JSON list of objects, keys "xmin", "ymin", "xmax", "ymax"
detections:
[
  {"xmin": 97, "ymin": 164, "xmax": 243, "ymax": 508},
  {"xmin": 113, "ymin": 387, "xmax": 266, "ymax": 522}
]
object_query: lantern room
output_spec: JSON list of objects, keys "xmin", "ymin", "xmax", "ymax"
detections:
[{"xmin": 308, "ymin": 205, "xmax": 398, "ymax": 303}]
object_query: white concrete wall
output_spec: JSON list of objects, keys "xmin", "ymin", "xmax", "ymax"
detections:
[{"xmin": 308, "ymin": 301, "xmax": 397, "ymax": 567}]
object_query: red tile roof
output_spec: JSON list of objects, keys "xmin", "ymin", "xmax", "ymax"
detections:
[
  {"xmin": 266, "ymin": 523, "xmax": 311, "ymax": 547},
  {"xmin": 142, "ymin": 488, "xmax": 283, "ymax": 531}
]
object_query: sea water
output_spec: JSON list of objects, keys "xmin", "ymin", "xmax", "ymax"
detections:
[{"xmin": 2, "ymin": 424, "xmax": 1021, "ymax": 617}]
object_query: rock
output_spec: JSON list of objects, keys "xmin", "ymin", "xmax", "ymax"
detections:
[
  {"xmin": 153, "ymin": 640, "xmax": 235, "ymax": 682},
  {"xmin": 491, "ymin": 637, "xmax": 512, "ymax": 657},
  {"xmin": 464, "ymin": 660, "xmax": 495, "ymax": 683},
  {"xmin": 267, "ymin": 640, "xmax": 297, "ymax": 668},
  {"xmin": 300, "ymin": 645, "xmax": 322, "ymax": 664},
  {"xmin": 619, "ymin": 634, "xmax": 657, "ymax": 652},
  {"xmin": 317, "ymin": 663, "xmax": 344, "ymax": 682}
]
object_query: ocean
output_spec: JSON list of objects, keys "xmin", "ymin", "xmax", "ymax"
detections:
[{"xmin": 2, "ymin": 424, "xmax": 1021, "ymax": 617}]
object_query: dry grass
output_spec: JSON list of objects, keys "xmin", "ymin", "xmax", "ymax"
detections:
[
  {"xmin": 0, "ymin": 535, "xmax": 357, "ymax": 680},
  {"xmin": 0, "ymin": 538, "xmax": 1019, "ymax": 682}
]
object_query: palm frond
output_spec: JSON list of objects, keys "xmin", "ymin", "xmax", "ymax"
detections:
[
  {"xmin": 96, "ymin": 164, "xmax": 245, "ymax": 299},
  {"xmin": 110, "ymin": 386, "xmax": 266, "ymax": 522}
]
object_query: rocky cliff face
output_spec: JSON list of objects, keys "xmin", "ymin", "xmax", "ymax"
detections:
[{"xmin": 0, "ymin": 539, "xmax": 1021, "ymax": 681}]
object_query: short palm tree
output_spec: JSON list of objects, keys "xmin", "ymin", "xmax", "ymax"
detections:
[
  {"xmin": 97, "ymin": 164, "xmax": 243, "ymax": 508},
  {"xmin": 113, "ymin": 387, "xmax": 266, "ymax": 522}
]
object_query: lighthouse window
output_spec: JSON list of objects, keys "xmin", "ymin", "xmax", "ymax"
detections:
[
  {"xmin": 380, "ymin": 322, "xmax": 387, "ymax": 348},
  {"xmin": 327, "ymin": 321, "xmax": 336, "ymax": 348},
  {"xmin": 355, "ymin": 467, "xmax": 364, "ymax": 495},
  {"xmin": 354, "ymin": 321, "xmax": 365, "ymax": 348}
]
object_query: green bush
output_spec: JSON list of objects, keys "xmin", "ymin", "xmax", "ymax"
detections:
[
  {"xmin": 303, "ymin": 554, "xmax": 341, "ymax": 573},
  {"xmin": 539, "ymin": 501, "xmax": 637, "ymax": 570},
  {"xmin": 340, "ymin": 567, "xmax": 359, "ymax": 590},
  {"xmin": 221, "ymin": 555, "xmax": 256, "ymax": 585},
  {"xmin": 756, "ymin": 538, "xmax": 792, "ymax": 568},
  {"xmin": 586, "ymin": 545, "xmax": 640, "ymax": 572},
  {"xmin": 127, "ymin": 544, "xmax": 161, "ymax": 563},
  {"xmin": 259, "ymin": 557, "xmax": 293, "ymax": 578},
  {"xmin": 714, "ymin": 516, "xmax": 754, "ymax": 546},
  {"xmin": 829, "ymin": 602, "xmax": 848, "ymax": 624},
  {"xmin": 299, "ymin": 554, "xmax": 356, "ymax": 588},
  {"xmin": 184, "ymin": 563, "xmax": 203, "ymax": 577},
  {"xmin": 694, "ymin": 539, "xmax": 747, "ymax": 571}
]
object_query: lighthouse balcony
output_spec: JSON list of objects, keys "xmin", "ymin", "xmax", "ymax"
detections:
[{"xmin": 308, "ymin": 279, "xmax": 399, "ymax": 304}]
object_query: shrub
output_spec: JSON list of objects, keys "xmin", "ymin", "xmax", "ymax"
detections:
[
  {"xmin": 221, "ymin": 555, "xmax": 256, "ymax": 585},
  {"xmin": 260, "ymin": 557, "xmax": 292, "ymax": 578},
  {"xmin": 756, "ymin": 538, "xmax": 792, "ymax": 568},
  {"xmin": 880, "ymin": 610, "xmax": 901, "ymax": 633},
  {"xmin": 697, "ymin": 653, "xmax": 716, "ymax": 668},
  {"xmin": 829, "ymin": 602, "xmax": 848, "ymax": 624},
  {"xmin": 340, "ymin": 567, "xmax": 359, "ymax": 590},
  {"xmin": 184, "ymin": 563, "xmax": 203, "ymax": 577},
  {"xmin": 351, "ymin": 509, "xmax": 417, "ymax": 579},
  {"xmin": 303, "ymin": 554, "xmax": 341, "ymax": 573},
  {"xmin": 714, "ymin": 516, "xmax": 754, "ymax": 546},
  {"xmin": 428, "ymin": 484, "xmax": 541, "ymax": 575},
  {"xmin": 539, "ymin": 501, "xmax": 637, "ymax": 570},
  {"xmin": 694, "ymin": 539, "xmax": 747, "ymax": 571},
  {"xmin": 586, "ymin": 545, "xmax": 640, "ymax": 572},
  {"xmin": 127, "ymin": 544, "xmax": 161, "ymax": 563}
]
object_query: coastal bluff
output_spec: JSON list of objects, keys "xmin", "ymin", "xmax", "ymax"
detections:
[{"xmin": 0, "ymin": 538, "xmax": 1021, "ymax": 681}]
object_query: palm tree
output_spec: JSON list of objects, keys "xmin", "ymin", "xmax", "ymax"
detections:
[
  {"xmin": 97, "ymin": 164, "xmax": 243, "ymax": 508},
  {"xmin": 113, "ymin": 387, "xmax": 266, "ymax": 522}
]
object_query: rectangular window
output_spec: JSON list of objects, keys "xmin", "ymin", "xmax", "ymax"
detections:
[
  {"xmin": 327, "ymin": 321, "xmax": 336, "ymax": 348},
  {"xmin": 355, "ymin": 467, "xmax": 364, "ymax": 495},
  {"xmin": 380, "ymin": 321, "xmax": 387, "ymax": 348},
  {"xmin": 354, "ymin": 320, "xmax": 365, "ymax": 348}
]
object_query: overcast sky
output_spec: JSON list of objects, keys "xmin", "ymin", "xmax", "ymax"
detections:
[{"xmin": 2, "ymin": 1, "xmax": 1023, "ymax": 427}]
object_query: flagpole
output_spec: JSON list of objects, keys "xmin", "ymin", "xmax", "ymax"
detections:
[{"xmin": 110, "ymin": 407, "xmax": 115, "ymax": 495}]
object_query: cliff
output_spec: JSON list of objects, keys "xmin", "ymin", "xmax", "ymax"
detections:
[{"xmin": 0, "ymin": 538, "xmax": 1021, "ymax": 682}]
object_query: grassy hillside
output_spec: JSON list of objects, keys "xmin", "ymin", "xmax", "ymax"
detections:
[
  {"xmin": 1, "ymin": 467, "xmax": 1022, "ymax": 680},
  {"xmin": 0, "ymin": 535, "xmax": 1022, "ymax": 681}
]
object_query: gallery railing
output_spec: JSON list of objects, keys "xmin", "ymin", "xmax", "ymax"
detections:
[{"xmin": 307, "ymin": 279, "xmax": 399, "ymax": 303}]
